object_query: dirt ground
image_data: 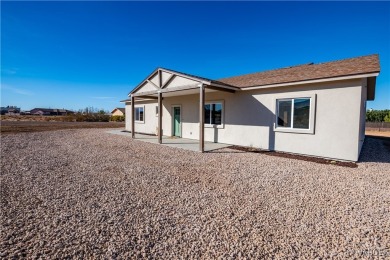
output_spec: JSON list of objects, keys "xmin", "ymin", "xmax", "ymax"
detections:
[
  {"xmin": 365, "ymin": 130, "xmax": 390, "ymax": 138},
  {"xmin": 1, "ymin": 115, "xmax": 64, "ymax": 121},
  {"xmin": 0, "ymin": 121, "xmax": 125, "ymax": 134}
]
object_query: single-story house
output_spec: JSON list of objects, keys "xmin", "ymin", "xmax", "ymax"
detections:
[
  {"xmin": 121, "ymin": 54, "xmax": 380, "ymax": 162},
  {"xmin": 30, "ymin": 108, "xmax": 74, "ymax": 116},
  {"xmin": 111, "ymin": 108, "xmax": 126, "ymax": 116},
  {"xmin": 1, "ymin": 106, "xmax": 21, "ymax": 115}
]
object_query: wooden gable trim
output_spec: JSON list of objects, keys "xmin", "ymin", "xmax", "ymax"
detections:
[
  {"xmin": 130, "ymin": 67, "xmax": 213, "ymax": 95},
  {"xmin": 128, "ymin": 68, "xmax": 159, "ymax": 96},
  {"xmin": 161, "ymin": 74, "xmax": 176, "ymax": 89},
  {"xmin": 147, "ymin": 80, "xmax": 160, "ymax": 90}
]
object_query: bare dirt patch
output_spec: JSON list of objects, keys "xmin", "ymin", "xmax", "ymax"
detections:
[
  {"xmin": 1, "ymin": 115, "xmax": 68, "ymax": 122},
  {"xmin": 366, "ymin": 130, "xmax": 390, "ymax": 138},
  {"xmin": 0, "ymin": 121, "xmax": 124, "ymax": 134}
]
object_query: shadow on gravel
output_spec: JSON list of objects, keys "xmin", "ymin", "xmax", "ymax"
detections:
[
  {"xmin": 358, "ymin": 136, "xmax": 390, "ymax": 164},
  {"xmin": 207, "ymin": 149, "xmax": 244, "ymax": 154},
  {"xmin": 209, "ymin": 136, "xmax": 390, "ymax": 166},
  {"xmin": 209, "ymin": 145, "xmax": 358, "ymax": 168}
]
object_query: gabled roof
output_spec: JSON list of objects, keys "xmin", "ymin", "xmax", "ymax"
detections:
[
  {"xmin": 218, "ymin": 54, "xmax": 380, "ymax": 88},
  {"xmin": 111, "ymin": 108, "xmax": 125, "ymax": 114},
  {"xmin": 129, "ymin": 67, "xmax": 237, "ymax": 95},
  {"xmin": 158, "ymin": 67, "xmax": 235, "ymax": 88},
  {"xmin": 129, "ymin": 54, "xmax": 380, "ymax": 95}
]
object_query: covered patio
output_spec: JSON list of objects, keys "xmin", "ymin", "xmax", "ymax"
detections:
[
  {"xmin": 107, "ymin": 130, "xmax": 232, "ymax": 152},
  {"xmin": 123, "ymin": 68, "xmax": 240, "ymax": 152}
]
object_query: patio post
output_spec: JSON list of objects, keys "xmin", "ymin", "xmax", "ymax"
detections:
[
  {"xmin": 199, "ymin": 84, "xmax": 205, "ymax": 152},
  {"xmin": 131, "ymin": 95, "xmax": 135, "ymax": 138},
  {"xmin": 158, "ymin": 91, "xmax": 162, "ymax": 144}
]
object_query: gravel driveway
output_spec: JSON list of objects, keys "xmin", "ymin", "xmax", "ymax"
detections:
[{"xmin": 1, "ymin": 129, "xmax": 389, "ymax": 258}]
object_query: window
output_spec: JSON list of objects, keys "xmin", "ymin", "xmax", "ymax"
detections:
[
  {"xmin": 205, "ymin": 102, "xmax": 223, "ymax": 125},
  {"xmin": 276, "ymin": 97, "xmax": 312, "ymax": 132},
  {"xmin": 277, "ymin": 100, "xmax": 292, "ymax": 127},
  {"xmin": 155, "ymin": 106, "xmax": 159, "ymax": 117},
  {"xmin": 135, "ymin": 106, "xmax": 144, "ymax": 122}
]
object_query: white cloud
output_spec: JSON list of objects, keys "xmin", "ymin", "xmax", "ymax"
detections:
[
  {"xmin": 90, "ymin": 96, "xmax": 116, "ymax": 99},
  {"xmin": 0, "ymin": 84, "xmax": 34, "ymax": 96},
  {"xmin": 1, "ymin": 68, "xmax": 18, "ymax": 75}
]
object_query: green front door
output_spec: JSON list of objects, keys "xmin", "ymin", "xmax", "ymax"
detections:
[{"xmin": 173, "ymin": 107, "xmax": 181, "ymax": 137}]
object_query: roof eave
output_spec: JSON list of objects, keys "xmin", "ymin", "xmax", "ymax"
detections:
[
  {"xmin": 209, "ymin": 82, "xmax": 241, "ymax": 91},
  {"xmin": 158, "ymin": 68, "xmax": 212, "ymax": 85}
]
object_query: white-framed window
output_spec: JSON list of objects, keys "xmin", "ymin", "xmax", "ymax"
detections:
[
  {"xmin": 205, "ymin": 101, "xmax": 224, "ymax": 127},
  {"xmin": 135, "ymin": 106, "xmax": 144, "ymax": 123},
  {"xmin": 275, "ymin": 94, "xmax": 316, "ymax": 134},
  {"xmin": 155, "ymin": 106, "xmax": 159, "ymax": 117}
]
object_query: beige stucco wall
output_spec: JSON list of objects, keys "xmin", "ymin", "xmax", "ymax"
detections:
[
  {"xmin": 112, "ymin": 110, "xmax": 124, "ymax": 116},
  {"xmin": 125, "ymin": 101, "xmax": 158, "ymax": 135},
  {"xmin": 358, "ymin": 78, "xmax": 368, "ymax": 158},
  {"xmin": 166, "ymin": 77, "xmax": 198, "ymax": 89},
  {"xmin": 150, "ymin": 73, "xmax": 159, "ymax": 87},
  {"xmin": 134, "ymin": 82, "xmax": 157, "ymax": 93},
  {"xmin": 125, "ymin": 104, "xmax": 132, "ymax": 131},
  {"xmin": 126, "ymin": 78, "xmax": 366, "ymax": 161},
  {"xmin": 161, "ymin": 71, "xmax": 172, "ymax": 85}
]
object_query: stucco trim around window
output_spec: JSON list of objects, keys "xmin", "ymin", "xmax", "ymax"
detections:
[
  {"xmin": 135, "ymin": 105, "xmax": 145, "ymax": 124},
  {"xmin": 273, "ymin": 93, "xmax": 316, "ymax": 134}
]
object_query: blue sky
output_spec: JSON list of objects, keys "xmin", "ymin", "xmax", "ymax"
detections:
[{"xmin": 1, "ymin": 1, "xmax": 389, "ymax": 111}]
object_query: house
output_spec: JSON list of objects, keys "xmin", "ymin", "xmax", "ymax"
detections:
[
  {"xmin": 30, "ymin": 108, "xmax": 74, "ymax": 116},
  {"xmin": 111, "ymin": 108, "xmax": 126, "ymax": 116},
  {"xmin": 121, "ymin": 54, "xmax": 380, "ymax": 162},
  {"xmin": 1, "ymin": 106, "xmax": 21, "ymax": 115}
]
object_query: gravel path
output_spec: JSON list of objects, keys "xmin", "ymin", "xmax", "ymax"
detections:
[{"xmin": 1, "ymin": 129, "xmax": 390, "ymax": 258}]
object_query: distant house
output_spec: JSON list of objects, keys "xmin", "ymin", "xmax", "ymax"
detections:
[
  {"xmin": 111, "ymin": 108, "xmax": 125, "ymax": 116},
  {"xmin": 29, "ymin": 108, "xmax": 74, "ymax": 116},
  {"xmin": 122, "ymin": 54, "xmax": 380, "ymax": 162},
  {"xmin": 1, "ymin": 106, "xmax": 21, "ymax": 115}
]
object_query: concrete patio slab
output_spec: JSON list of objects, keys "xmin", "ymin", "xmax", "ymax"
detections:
[{"xmin": 107, "ymin": 129, "xmax": 232, "ymax": 152}]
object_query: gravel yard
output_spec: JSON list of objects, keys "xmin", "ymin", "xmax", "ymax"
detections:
[{"xmin": 1, "ymin": 129, "xmax": 390, "ymax": 258}]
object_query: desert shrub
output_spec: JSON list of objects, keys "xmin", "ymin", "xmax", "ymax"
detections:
[
  {"xmin": 59, "ymin": 113, "xmax": 109, "ymax": 122},
  {"xmin": 78, "ymin": 114, "xmax": 109, "ymax": 122},
  {"xmin": 62, "ymin": 115, "xmax": 76, "ymax": 122},
  {"xmin": 110, "ymin": 115, "xmax": 125, "ymax": 122},
  {"xmin": 384, "ymin": 111, "xmax": 390, "ymax": 123}
]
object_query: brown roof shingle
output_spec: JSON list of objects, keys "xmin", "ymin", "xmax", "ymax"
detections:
[{"xmin": 218, "ymin": 54, "xmax": 380, "ymax": 88}]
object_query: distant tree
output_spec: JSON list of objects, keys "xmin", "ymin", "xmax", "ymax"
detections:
[
  {"xmin": 384, "ymin": 111, "xmax": 390, "ymax": 123},
  {"xmin": 366, "ymin": 109, "xmax": 390, "ymax": 122}
]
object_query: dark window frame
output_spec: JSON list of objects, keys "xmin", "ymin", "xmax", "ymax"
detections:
[
  {"xmin": 204, "ymin": 101, "xmax": 223, "ymax": 126},
  {"xmin": 135, "ymin": 106, "xmax": 144, "ymax": 122},
  {"xmin": 276, "ymin": 98, "xmax": 311, "ymax": 130}
]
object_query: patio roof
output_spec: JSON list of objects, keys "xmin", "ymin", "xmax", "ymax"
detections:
[{"xmin": 129, "ymin": 67, "xmax": 240, "ymax": 97}]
